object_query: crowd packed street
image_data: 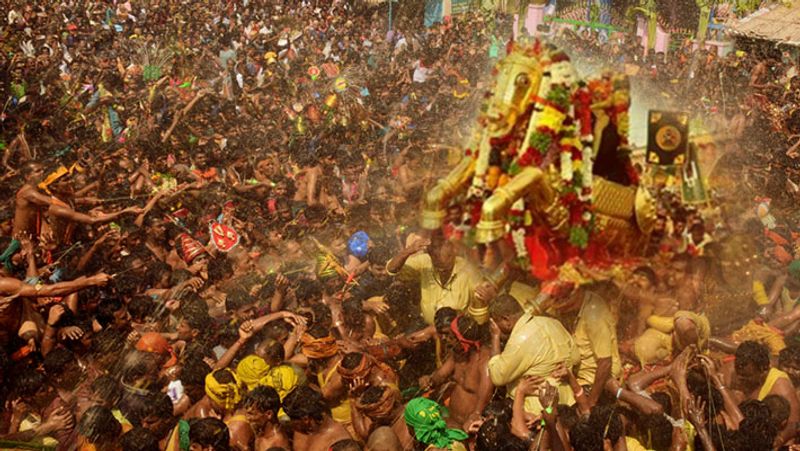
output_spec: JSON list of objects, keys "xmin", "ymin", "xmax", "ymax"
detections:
[{"xmin": 3, "ymin": 1, "xmax": 800, "ymax": 450}]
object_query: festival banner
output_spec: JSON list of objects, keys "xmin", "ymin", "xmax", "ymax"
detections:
[{"xmin": 646, "ymin": 110, "xmax": 689, "ymax": 166}]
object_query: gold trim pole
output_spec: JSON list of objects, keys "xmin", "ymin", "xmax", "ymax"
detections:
[
  {"xmin": 420, "ymin": 157, "xmax": 476, "ymax": 230},
  {"xmin": 475, "ymin": 166, "xmax": 553, "ymax": 243}
]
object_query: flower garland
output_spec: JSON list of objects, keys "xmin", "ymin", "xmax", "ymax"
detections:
[
  {"xmin": 508, "ymin": 77, "xmax": 595, "ymax": 251},
  {"xmin": 558, "ymin": 132, "xmax": 593, "ymax": 249},
  {"xmin": 510, "ymin": 84, "xmax": 572, "ymax": 175}
]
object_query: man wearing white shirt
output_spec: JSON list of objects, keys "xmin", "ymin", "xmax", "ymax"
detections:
[{"xmin": 412, "ymin": 58, "xmax": 432, "ymax": 83}]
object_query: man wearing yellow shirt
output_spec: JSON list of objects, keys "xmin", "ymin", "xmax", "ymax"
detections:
[
  {"xmin": 734, "ymin": 340, "xmax": 799, "ymax": 447},
  {"xmin": 487, "ymin": 294, "xmax": 580, "ymax": 415},
  {"xmin": 386, "ymin": 235, "xmax": 483, "ymax": 325},
  {"xmin": 571, "ymin": 284, "xmax": 622, "ymax": 407}
]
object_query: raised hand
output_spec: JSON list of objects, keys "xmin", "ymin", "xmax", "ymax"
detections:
[
  {"xmin": 7, "ymin": 398, "xmax": 28, "ymax": 420},
  {"xmin": 58, "ymin": 326, "xmax": 84, "ymax": 341},
  {"xmin": 275, "ymin": 273, "xmax": 289, "ymax": 290},
  {"xmin": 164, "ymin": 299, "xmax": 181, "ymax": 312},
  {"xmin": 283, "ymin": 312, "xmax": 308, "ymax": 328},
  {"xmin": 406, "ymin": 238, "xmax": 431, "ymax": 255},
  {"xmin": 697, "ymin": 354, "xmax": 723, "ymax": 387},
  {"xmin": 475, "ymin": 281, "xmax": 497, "ymax": 303},
  {"xmin": 126, "ymin": 330, "xmax": 141, "ymax": 346},
  {"xmin": 516, "ymin": 375, "xmax": 544, "ymax": 397},
  {"xmin": 48, "ymin": 304, "xmax": 66, "ymax": 326},
  {"xmin": 686, "ymin": 395, "xmax": 707, "ymax": 429},
  {"xmin": 238, "ymin": 320, "xmax": 254, "ymax": 342},
  {"xmin": 363, "ymin": 296, "xmax": 389, "ymax": 314},
  {"xmin": 19, "ymin": 232, "xmax": 34, "ymax": 255},
  {"xmin": 418, "ymin": 374, "xmax": 433, "ymax": 391},
  {"xmin": 42, "ymin": 407, "xmax": 74, "ymax": 434},
  {"xmin": 348, "ymin": 376, "xmax": 368, "ymax": 393},
  {"xmin": 489, "ymin": 318, "xmax": 501, "ymax": 339},
  {"xmin": 90, "ymin": 272, "xmax": 112, "ymax": 286},
  {"xmin": 99, "ymin": 227, "xmax": 121, "ymax": 244},
  {"xmin": 539, "ymin": 382, "xmax": 559, "ymax": 410},
  {"xmin": 670, "ymin": 345, "xmax": 695, "ymax": 382},
  {"xmin": 123, "ymin": 206, "xmax": 145, "ymax": 215},
  {"xmin": 184, "ymin": 276, "xmax": 205, "ymax": 292}
]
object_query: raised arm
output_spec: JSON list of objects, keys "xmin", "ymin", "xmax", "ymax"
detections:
[
  {"xmin": 627, "ymin": 364, "xmax": 671, "ymax": 392},
  {"xmin": 588, "ymin": 357, "xmax": 613, "ymax": 408},
  {"xmin": 269, "ymin": 274, "xmax": 289, "ymax": 313},
  {"xmin": 48, "ymin": 203, "xmax": 140, "ymax": 226},
  {"xmin": 697, "ymin": 355, "xmax": 743, "ymax": 429},
  {"xmin": 686, "ymin": 395, "xmax": 715, "ymax": 451},
  {"xmin": 606, "ymin": 378, "xmax": 663, "ymax": 416},
  {"xmin": 76, "ymin": 230, "xmax": 118, "ymax": 273},
  {"xmin": 540, "ymin": 384, "xmax": 569, "ymax": 451},
  {"xmin": 386, "ymin": 238, "xmax": 429, "ymax": 275},
  {"xmin": 511, "ymin": 376, "xmax": 541, "ymax": 440},
  {"xmin": 214, "ymin": 321, "xmax": 253, "ymax": 370},
  {"xmin": 0, "ymin": 273, "xmax": 109, "ymax": 298},
  {"xmin": 251, "ymin": 310, "xmax": 306, "ymax": 332},
  {"xmin": 19, "ymin": 235, "xmax": 38, "ymax": 280},
  {"xmin": 18, "ymin": 186, "xmax": 57, "ymax": 208}
]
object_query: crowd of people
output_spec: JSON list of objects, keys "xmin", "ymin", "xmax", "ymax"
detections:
[{"xmin": 4, "ymin": 1, "xmax": 800, "ymax": 450}]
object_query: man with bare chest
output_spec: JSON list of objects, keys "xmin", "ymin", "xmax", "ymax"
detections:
[
  {"xmin": 419, "ymin": 314, "xmax": 493, "ymax": 429},
  {"xmin": 282, "ymin": 386, "xmax": 351, "ymax": 451},
  {"xmin": 13, "ymin": 162, "xmax": 139, "ymax": 242}
]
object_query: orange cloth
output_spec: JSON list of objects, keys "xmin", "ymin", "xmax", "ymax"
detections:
[{"xmin": 300, "ymin": 333, "xmax": 338, "ymax": 359}]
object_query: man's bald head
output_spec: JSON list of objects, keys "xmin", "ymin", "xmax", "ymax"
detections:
[
  {"xmin": 366, "ymin": 426, "xmax": 402, "ymax": 451},
  {"xmin": 673, "ymin": 317, "xmax": 698, "ymax": 350}
]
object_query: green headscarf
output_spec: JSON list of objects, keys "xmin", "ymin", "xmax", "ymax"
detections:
[
  {"xmin": 789, "ymin": 260, "xmax": 800, "ymax": 283},
  {"xmin": 403, "ymin": 398, "xmax": 468, "ymax": 449},
  {"xmin": 0, "ymin": 239, "xmax": 20, "ymax": 271}
]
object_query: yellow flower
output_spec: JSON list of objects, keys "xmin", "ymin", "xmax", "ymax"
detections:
[{"xmin": 537, "ymin": 106, "xmax": 566, "ymax": 131}]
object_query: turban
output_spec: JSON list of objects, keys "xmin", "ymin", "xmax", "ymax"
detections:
[
  {"xmin": 259, "ymin": 365, "xmax": 300, "ymax": 401},
  {"xmin": 404, "ymin": 398, "xmax": 468, "ymax": 449},
  {"xmin": 205, "ymin": 369, "xmax": 242, "ymax": 412},
  {"xmin": 236, "ymin": 355, "xmax": 270, "ymax": 390},
  {"xmin": 135, "ymin": 332, "xmax": 177, "ymax": 368},
  {"xmin": 0, "ymin": 239, "xmax": 20, "ymax": 271},
  {"xmin": 300, "ymin": 332, "xmax": 339, "ymax": 359},
  {"xmin": 260, "ymin": 365, "xmax": 301, "ymax": 421},
  {"xmin": 355, "ymin": 386, "xmax": 397, "ymax": 420},
  {"xmin": 347, "ymin": 231, "xmax": 369, "ymax": 259},
  {"xmin": 337, "ymin": 353, "xmax": 371, "ymax": 380},
  {"xmin": 177, "ymin": 233, "xmax": 207, "ymax": 264},
  {"xmin": 38, "ymin": 163, "xmax": 83, "ymax": 194},
  {"xmin": 450, "ymin": 316, "xmax": 480, "ymax": 353}
]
